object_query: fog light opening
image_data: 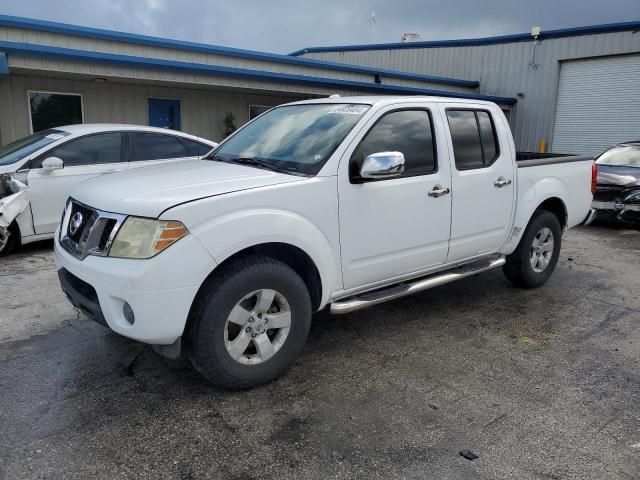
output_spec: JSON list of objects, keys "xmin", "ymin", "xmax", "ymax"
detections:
[{"xmin": 123, "ymin": 302, "xmax": 135, "ymax": 325}]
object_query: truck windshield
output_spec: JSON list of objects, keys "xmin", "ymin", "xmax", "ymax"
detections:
[
  {"xmin": 0, "ymin": 129, "xmax": 70, "ymax": 166},
  {"xmin": 208, "ymin": 103, "xmax": 371, "ymax": 175}
]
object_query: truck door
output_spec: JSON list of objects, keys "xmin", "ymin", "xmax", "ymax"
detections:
[
  {"xmin": 337, "ymin": 104, "xmax": 453, "ymax": 290},
  {"xmin": 439, "ymin": 104, "xmax": 516, "ymax": 263}
]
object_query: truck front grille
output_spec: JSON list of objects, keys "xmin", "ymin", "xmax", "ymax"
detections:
[{"xmin": 60, "ymin": 199, "xmax": 127, "ymax": 260}]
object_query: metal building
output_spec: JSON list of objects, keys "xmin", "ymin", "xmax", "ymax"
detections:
[
  {"xmin": 0, "ymin": 15, "xmax": 514, "ymax": 146},
  {"xmin": 292, "ymin": 22, "xmax": 640, "ymax": 155}
]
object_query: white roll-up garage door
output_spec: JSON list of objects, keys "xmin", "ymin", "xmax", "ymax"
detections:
[{"xmin": 552, "ymin": 54, "xmax": 640, "ymax": 156}]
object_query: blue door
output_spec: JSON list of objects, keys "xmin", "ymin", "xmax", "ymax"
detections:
[{"xmin": 148, "ymin": 98, "xmax": 181, "ymax": 130}]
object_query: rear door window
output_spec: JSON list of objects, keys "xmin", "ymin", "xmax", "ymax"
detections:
[
  {"xmin": 446, "ymin": 110, "xmax": 483, "ymax": 170},
  {"xmin": 446, "ymin": 110, "xmax": 500, "ymax": 170},
  {"xmin": 476, "ymin": 111, "xmax": 498, "ymax": 164},
  {"xmin": 181, "ymin": 138, "xmax": 214, "ymax": 156},
  {"xmin": 132, "ymin": 133, "xmax": 191, "ymax": 161}
]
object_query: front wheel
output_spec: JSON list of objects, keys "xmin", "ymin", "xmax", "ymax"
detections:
[
  {"xmin": 503, "ymin": 210, "xmax": 562, "ymax": 288},
  {"xmin": 187, "ymin": 255, "xmax": 312, "ymax": 390}
]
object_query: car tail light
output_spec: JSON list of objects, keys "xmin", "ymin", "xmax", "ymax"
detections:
[{"xmin": 591, "ymin": 162, "xmax": 597, "ymax": 195}]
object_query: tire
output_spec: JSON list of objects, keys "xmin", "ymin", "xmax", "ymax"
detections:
[
  {"xmin": 0, "ymin": 222, "xmax": 19, "ymax": 257},
  {"xmin": 503, "ymin": 210, "xmax": 562, "ymax": 288},
  {"xmin": 187, "ymin": 255, "xmax": 312, "ymax": 390}
]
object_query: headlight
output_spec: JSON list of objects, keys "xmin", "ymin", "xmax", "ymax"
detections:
[
  {"xmin": 623, "ymin": 190, "xmax": 640, "ymax": 204},
  {"xmin": 108, "ymin": 217, "xmax": 188, "ymax": 259}
]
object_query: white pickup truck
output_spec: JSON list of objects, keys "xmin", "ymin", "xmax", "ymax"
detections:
[{"xmin": 55, "ymin": 96, "xmax": 596, "ymax": 389}]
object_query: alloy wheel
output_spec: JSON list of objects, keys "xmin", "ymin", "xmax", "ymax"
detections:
[
  {"xmin": 530, "ymin": 227, "xmax": 554, "ymax": 273},
  {"xmin": 224, "ymin": 289, "xmax": 291, "ymax": 365}
]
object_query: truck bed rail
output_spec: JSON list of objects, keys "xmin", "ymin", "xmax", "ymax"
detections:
[{"xmin": 516, "ymin": 152, "xmax": 592, "ymax": 168}]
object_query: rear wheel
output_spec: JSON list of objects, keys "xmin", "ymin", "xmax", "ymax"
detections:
[
  {"xmin": 187, "ymin": 255, "xmax": 312, "ymax": 390},
  {"xmin": 0, "ymin": 222, "xmax": 19, "ymax": 257},
  {"xmin": 503, "ymin": 210, "xmax": 562, "ymax": 288}
]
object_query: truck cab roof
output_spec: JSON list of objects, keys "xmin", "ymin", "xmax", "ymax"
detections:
[{"xmin": 288, "ymin": 95, "xmax": 499, "ymax": 108}]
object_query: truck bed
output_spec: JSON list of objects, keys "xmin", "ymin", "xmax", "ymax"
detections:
[{"xmin": 515, "ymin": 153, "xmax": 594, "ymax": 229}]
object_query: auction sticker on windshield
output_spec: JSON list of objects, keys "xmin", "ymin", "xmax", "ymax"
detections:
[{"xmin": 329, "ymin": 105, "xmax": 370, "ymax": 115}]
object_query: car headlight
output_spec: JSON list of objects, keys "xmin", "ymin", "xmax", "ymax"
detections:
[
  {"xmin": 623, "ymin": 190, "xmax": 640, "ymax": 204},
  {"xmin": 108, "ymin": 217, "xmax": 189, "ymax": 259}
]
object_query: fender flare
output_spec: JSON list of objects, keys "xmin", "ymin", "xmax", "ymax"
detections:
[
  {"xmin": 189, "ymin": 208, "xmax": 340, "ymax": 309},
  {"xmin": 501, "ymin": 177, "xmax": 569, "ymax": 255}
]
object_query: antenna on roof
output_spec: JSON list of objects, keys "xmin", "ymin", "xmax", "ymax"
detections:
[{"xmin": 530, "ymin": 26, "xmax": 541, "ymax": 69}]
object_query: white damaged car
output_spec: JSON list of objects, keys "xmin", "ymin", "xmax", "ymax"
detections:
[{"xmin": 0, "ymin": 125, "xmax": 216, "ymax": 256}]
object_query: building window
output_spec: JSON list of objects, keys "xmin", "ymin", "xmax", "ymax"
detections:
[
  {"xmin": 249, "ymin": 105, "xmax": 272, "ymax": 120},
  {"xmin": 28, "ymin": 91, "xmax": 83, "ymax": 133}
]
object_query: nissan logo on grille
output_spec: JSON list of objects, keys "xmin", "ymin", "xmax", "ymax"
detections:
[
  {"xmin": 69, "ymin": 212, "xmax": 84, "ymax": 235},
  {"xmin": 60, "ymin": 201, "xmax": 126, "ymax": 260}
]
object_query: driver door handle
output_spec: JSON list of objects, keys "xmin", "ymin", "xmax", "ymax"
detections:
[
  {"xmin": 494, "ymin": 177, "xmax": 512, "ymax": 188},
  {"xmin": 428, "ymin": 185, "xmax": 450, "ymax": 198}
]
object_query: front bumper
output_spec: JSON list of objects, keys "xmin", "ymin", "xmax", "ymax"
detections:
[
  {"xmin": 591, "ymin": 201, "xmax": 640, "ymax": 224},
  {"xmin": 54, "ymin": 231, "xmax": 217, "ymax": 345},
  {"xmin": 58, "ymin": 267, "xmax": 107, "ymax": 327}
]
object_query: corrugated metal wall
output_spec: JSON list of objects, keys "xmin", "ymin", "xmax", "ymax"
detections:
[
  {"xmin": 301, "ymin": 31, "xmax": 640, "ymax": 152},
  {"xmin": 0, "ymin": 74, "xmax": 306, "ymax": 144}
]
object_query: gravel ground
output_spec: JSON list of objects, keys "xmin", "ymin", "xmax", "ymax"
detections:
[{"xmin": 0, "ymin": 223, "xmax": 639, "ymax": 479}]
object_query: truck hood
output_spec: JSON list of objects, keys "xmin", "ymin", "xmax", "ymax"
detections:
[{"xmin": 71, "ymin": 159, "xmax": 304, "ymax": 218}]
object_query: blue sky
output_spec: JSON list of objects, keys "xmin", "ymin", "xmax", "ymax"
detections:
[{"xmin": 1, "ymin": 0, "xmax": 639, "ymax": 53}]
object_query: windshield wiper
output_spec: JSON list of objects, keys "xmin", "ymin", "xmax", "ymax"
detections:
[
  {"xmin": 207, "ymin": 154, "xmax": 230, "ymax": 163},
  {"xmin": 208, "ymin": 154, "xmax": 305, "ymax": 176},
  {"xmin": 228, "ymin": 157, "xmax": 284, "ymax": 173}
]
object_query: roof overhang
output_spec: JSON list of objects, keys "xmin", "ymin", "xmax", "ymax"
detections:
[
  {"xmin": 0, "ymin": 15, "xmax": 478, "ymax": 89},
  {"xmin": 290, "ymin": 20, "xmax": 640, "ymax": 55},
  {"xmin": 0, "ymin": 40, "xmax": 517, "ymax": 105}
]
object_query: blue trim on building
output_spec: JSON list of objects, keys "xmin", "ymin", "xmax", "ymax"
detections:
[
  {"xmin": 0, "ymin": 15, "xmax": 478, "ymax": 88},
  {"xmin": 0, "ymin": 40, "xmax": 516, "ymax": 104},
  {"xmin": 289, "ymin": 20, "xmax": 640, "ymax": 55},
  {"xmin": 0, "ymin": 52, "xmax": 8, "ymax": 75}
]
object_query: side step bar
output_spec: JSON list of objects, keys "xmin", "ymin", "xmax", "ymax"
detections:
[{"xmin": 330, "ymin": 255, "xmax": 506, "ymax": 314}]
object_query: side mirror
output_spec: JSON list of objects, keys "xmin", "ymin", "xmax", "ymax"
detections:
[
  {"xmin": 360, "ymin": 151, "xmax": 405, "ymax": 180},
  {"xmin": 41, "ymin": 157, "xmax": 64, "ymax": 172}
]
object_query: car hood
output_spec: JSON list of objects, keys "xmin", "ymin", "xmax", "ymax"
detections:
[
  {"xmin": 596, "ymin": 164, "xmax": 640, "ymax": 188},
  {"xmin": 71, "ymin": 159, "xmax": 304, "ymax": 217},
  {"xmin": 0, "ymin": 162, "xmax": 22, "ymax": 175}
]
